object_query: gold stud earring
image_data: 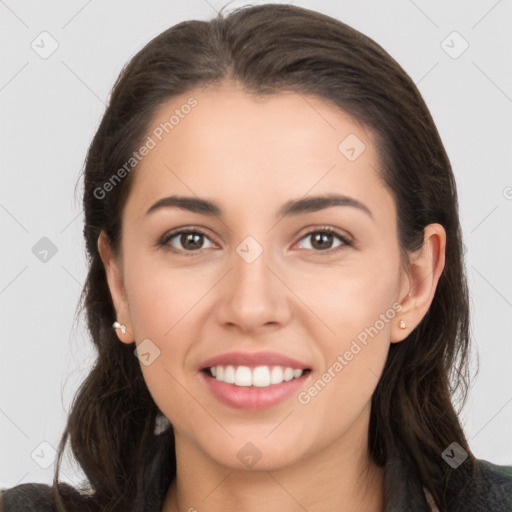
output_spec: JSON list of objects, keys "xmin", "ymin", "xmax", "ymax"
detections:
[
  {"xmin": 399, "ymin": 320, "xmax": 406, "ymax": 329},
  {"xmin": 112, "ymin": 321, "xmax": 127, "ymax": 334}
]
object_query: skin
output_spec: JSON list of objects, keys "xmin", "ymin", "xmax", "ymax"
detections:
[{"xmin": 98, "ymin": 81, "xmax": 446, "ymax": 512}]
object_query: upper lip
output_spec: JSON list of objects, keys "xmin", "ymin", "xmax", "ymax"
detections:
[{"xmin": 200, "ymin": 351, "xmax": 311, "ymax": 370}]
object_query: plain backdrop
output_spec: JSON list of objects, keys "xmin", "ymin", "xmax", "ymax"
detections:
[{"xmin": 1, "ymin": 0, "xmax": 511, "ymax": 488}]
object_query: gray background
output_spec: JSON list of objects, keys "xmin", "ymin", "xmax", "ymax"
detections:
[{"xmin": 1, "ymin": 0, "xmax": 511, "ymax": 487}]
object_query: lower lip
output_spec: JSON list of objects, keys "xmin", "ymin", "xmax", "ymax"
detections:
[{"xmin": 199, "ymin": 370, "xmax": 310, "ymax": 410}]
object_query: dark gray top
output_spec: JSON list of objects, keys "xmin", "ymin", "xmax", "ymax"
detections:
[{"xmin": 1, "ymin": 457, "xmax": 512, "ymax": 511}]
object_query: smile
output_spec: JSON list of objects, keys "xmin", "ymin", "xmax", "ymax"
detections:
[{"xmin": 207, "ymin": 364, "xmax": 305, "ymax": 387}]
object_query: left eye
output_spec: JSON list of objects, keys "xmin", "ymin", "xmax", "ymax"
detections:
[{"xmin": 296, "ymin": 229, "xmax": 350, "ymax": 252}]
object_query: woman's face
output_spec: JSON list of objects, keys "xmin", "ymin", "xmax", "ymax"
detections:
[{"xmin": 101, "ymin": 82, "xmax": 425, "ymax": 471}]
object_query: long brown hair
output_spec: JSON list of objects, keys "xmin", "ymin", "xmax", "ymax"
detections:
[{"xmin": 52, "ymin": 3, "xmax": 476, "ymax": 510}]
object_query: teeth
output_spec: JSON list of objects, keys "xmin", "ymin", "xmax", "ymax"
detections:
[
  {"xmin": 253, "ymin": 366, "xmax": 270, "ymax": 387},
  {"xmin": 283, "ymin": 367, "xmax": 294, "ymax": 381},
  {"xmin": 224, "ymin": 365, "xmax": 235, "ymax": 384},
  {"xmin": 235, "ymin": 366, "xmax": 252, "ymax": 386},
  {"xmin": 209, "ymin": 365, "xmax": 305, "ymax": 387},
  {"xmin": 270, "ymin": 366, "xmax": 283, "ymax": 384}
]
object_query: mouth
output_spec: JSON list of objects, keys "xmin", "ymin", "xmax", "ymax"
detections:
[{"xmin": 199, "ymin": 365, "xmax": 312, "ymax": 410}]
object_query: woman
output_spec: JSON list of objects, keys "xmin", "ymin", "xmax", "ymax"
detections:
[{"xmin": 2, "ymin": 3, "xmax": 511, "ymax": 511}]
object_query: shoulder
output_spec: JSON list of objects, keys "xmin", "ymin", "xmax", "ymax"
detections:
[
  {"xmin": 477, "ymin": 458, "xmax": 512, "ymax": 480},
  {"xmin": 1, "ymin": 483, "xmax": 57, "ymax": 511},
  {"xmin": 462, "ymin": 458, "xmax": 512, "ymax": 511},
  {"xmin": 0, "ymin": 482, "xmax": 90, "ymax": 512},
  {"xmin": 476, "ymin": 458, "xmax": 512, "ymax": 493}
]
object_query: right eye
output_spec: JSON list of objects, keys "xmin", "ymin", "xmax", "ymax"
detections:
[{"xmin": 159, "ymin": 228, "xmax": 217, "ymax": 255}]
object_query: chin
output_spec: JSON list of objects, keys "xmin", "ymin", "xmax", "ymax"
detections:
[{"xmin": 197, "ymin": 434, "xmax": 306, "ymax": 473}]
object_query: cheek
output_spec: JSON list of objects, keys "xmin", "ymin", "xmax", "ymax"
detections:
[
  {"xmin": 123, "ymin": 248, "xmax": 214, "ymax": 340},
  {"xmin": 292, "ymin": 248, "xmax": 401, "ymax": 344},
  {"xmin": 124, "ymin": 266, "xmax": 202, "ymax": 425},
  {"xmin": 293, "ymin": 248, "xmax": 399, "ymax": 412},
  {"xmin": 121, "ymin": 250, "xmax": 226, "ymax": 414}
]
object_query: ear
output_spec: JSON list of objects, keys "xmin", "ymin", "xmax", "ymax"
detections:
[
  {"xmin": 391, "ymin": 223, "xmax": 446, "ymax": 343},
  {"xmin": 97, "ymin": 230, "xmax": 134, "ymax": 344}
]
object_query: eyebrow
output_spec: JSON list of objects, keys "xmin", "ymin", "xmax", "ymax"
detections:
[{"xmin": 145, "ymin": 193, "xmax": 373, "ymax": 219}]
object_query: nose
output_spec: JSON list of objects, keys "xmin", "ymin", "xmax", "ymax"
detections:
[{"xmin": 215, "ymin": 241, "xmax": 291, "ymax": 333}]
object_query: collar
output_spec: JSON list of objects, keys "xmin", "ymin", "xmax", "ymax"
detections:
[{"xmin": 382, "ymin": 452, "xmax": 438, "ymax": 511}]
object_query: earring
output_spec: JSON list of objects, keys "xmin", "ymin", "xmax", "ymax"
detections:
[
  {"xmin": 399, "ymin": 320, "xmax": 406, "ymax": 329},
  {"xmin": 112, "ymin": 321, "xmax": 127, "ymax": 334},
  {"xmin": 154, "ymin": 413, "xmax": 171, "ymax": 435}
]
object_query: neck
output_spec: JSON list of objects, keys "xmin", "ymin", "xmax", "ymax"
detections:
[{"xmin": 162, "ymin": 409, "xmax": 384, "ymax": 512}]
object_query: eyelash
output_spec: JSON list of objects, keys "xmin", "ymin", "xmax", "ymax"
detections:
[{"xmin": 158, "ymin": 225, "xmax": 353, "ymax": 257}]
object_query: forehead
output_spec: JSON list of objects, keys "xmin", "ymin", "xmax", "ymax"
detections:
[{"xmin": 123, "ymin": 82, "xmax": 393, "ymax": 222}]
